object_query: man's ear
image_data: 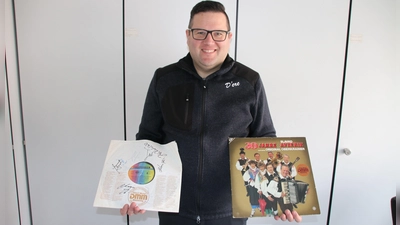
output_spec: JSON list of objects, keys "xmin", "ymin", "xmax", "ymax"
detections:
[{"xmin": 228, "ymin": 31, "xmax": 233, "ymax": 42}]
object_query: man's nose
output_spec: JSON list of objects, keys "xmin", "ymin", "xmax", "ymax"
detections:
[{"xmin": 203, "ymin": 32, "xmax": 215, "ymax": 43}]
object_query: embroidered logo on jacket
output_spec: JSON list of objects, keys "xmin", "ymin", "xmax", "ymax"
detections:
[{"xmin": 225, "ymin": 81, "xmax": 240, "ymax": 89}]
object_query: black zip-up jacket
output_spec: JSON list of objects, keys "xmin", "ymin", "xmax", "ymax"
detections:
[{"xmin": 136, "ymin": 53, "xmax": 276, "ymax": 221}]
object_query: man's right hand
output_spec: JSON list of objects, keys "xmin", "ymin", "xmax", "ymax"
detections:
[{"xmin": 120, "ymin": 202, "xmax": 146, "ymax": 216}]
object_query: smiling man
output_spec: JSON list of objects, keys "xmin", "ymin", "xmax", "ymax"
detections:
[{"xmin": 120, "ymin": 1, "xmax": 301, "ymax": 224}]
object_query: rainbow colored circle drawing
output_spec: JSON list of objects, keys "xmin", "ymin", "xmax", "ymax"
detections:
[{"xmin": 128, "ymin": 162, "xmax": 155, "ymax": 185}]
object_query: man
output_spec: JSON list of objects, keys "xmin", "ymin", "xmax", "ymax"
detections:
[
  {"xmin": 236, "ymin": 149, "xmax": 250, "ymax": 188},
  {"xmin": 276, "ymin": 154, "xmax": 298, "ymax": 179},
  {"xmin": 266, "ymin": 151, "xmax": 274, "ymax": 163},
  {"xmin": 261, "ymin": 163, "xmax": 280, "ymax": 217},
  {"xmin": 276, "ymin": 164, "xmax": 295, "ymax": 216},
  {"xmin": 235, "ymin": 148, "xmax": 249, "ymax": 176},
  {"xmin": 120, "ymin": 1, "xmax": 301, "ymax": 224},
  {"xmin": 253, "ymin": 152, "xmax": 267, "ymax": 167}
]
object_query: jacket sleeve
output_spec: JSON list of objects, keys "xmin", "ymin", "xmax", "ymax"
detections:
[
  {"xmin": 235, "ymin": 160, "xmax": 243, "ymax": 171},
  {"xmin": 266, "ymin": 181, "xmax": 282, "ymax": 197},
  {"xmin": 136, "ymin": 71, "xmax": 165, "ymax": 143},
  {"xmin": 249, "ymin": 76, "xmax": 276, "ymax": 137}
]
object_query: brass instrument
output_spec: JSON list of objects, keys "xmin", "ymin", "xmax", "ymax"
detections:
[{"xmin": 271, "ymin": 152, "xmax": 282, "ymax": 168}]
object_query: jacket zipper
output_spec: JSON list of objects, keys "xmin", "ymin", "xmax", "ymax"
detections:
[
  {"xmin": 196, "ymin": 215, "xmax": 201, "ymax": 224},
  {"xmin": 184, "ymin": 93, "xmax": 190, "ymax": 125},
  {"xmin": 196, "ymin": 81, "xmax": 207, "ymax": 224}
]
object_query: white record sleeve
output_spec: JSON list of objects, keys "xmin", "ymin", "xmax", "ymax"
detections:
[{"xmin": 93, "ymin": 140, "xmax": 182, "ymax": 212}]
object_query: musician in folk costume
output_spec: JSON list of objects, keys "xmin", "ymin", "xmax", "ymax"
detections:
[
  {"xmin": 255, "ymin": 162, "xmax": 268, "ymax": 215},
  {"xmin": 276, "ymin": 154, "xmax": 298, "ymax": 179},
  {"xmin": 255, "ymin": 162, "xmax": 268, "ymax": 190},
  {"xmin": 266, "ymin": 151, "xmax": 274, "ymax": 163},
  {"xmin": 253, "ymin": 152, "xmax": 267, "ymax": 167},
  {"xmin": 235, "ymin": 148, "xmax": 249, "ymax": 176},
  {"xmin": 260, "ymin": 162, "xmax": 281, "ymax": 217},
  {"xmin": 242, "ymin": 160, "xmax": 260, "ymax": 217},
  {"xmin": 276, "ymin": 164, "xmax": 295, "ymax": 217},
  {"xmin": 236, "ymin": 148, "xmax": 250, "ymax": 189}
]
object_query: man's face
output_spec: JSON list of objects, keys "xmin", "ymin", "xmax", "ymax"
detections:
[
  {"xmin": 267, "ymin": 164, "xmax": 274, "ymax": 173},
  {"xmin": 268, "ymin": 152, "xmax": 274, "ymax": 158},
  {"xmin": 281, "ymin": 166, "xmax": 290, "ymax": 177},
  {"xmin": 254, "ymin": 154, "xmax": 260, "ymax": 161},
  {"xmin": 283, "ymin": 155, "xmax": 289, "ymax": 163},
  {"xmin": 186, "ymin": 12, "xmax": 232, "ymax": 76}
]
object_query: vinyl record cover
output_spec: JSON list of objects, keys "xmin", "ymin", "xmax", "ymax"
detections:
[{"xmin": 229, "ymin": 137, "xmax": 320, "ymax": 218}]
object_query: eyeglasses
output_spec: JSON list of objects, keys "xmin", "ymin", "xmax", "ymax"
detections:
[{"xmin": 189, "ymin": 29, "xmax": 230, "ymax": 42}]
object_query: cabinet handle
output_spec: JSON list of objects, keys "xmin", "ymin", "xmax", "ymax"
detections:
[{"xmin": 343, "ymin": 148, "xmax": 352, "ymax": 156}]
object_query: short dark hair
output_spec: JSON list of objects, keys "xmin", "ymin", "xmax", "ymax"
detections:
[
  {"xmin": 258, "ymin": 162, "xmax": 266, "ymax": 168},
  {"xmin": 248, "ymin": 160, "xmax": 257, "ymax": 165},
  {"xmin": 188, "ymin": 1, "xmax": 231, "ymax": 30},
  {"xmin": 281, "ymin": 164, "xmax": 289, "ymax": 170}
]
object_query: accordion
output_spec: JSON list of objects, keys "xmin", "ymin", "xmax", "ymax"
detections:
[{"xmin": 282, "ymin": 180, "xmax": 309, "ymax": 205}]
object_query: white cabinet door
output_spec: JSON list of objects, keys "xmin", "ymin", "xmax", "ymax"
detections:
[
  {"xmin": 236, "ymin": 1, "xmax": 350, "ymax": 224},
  {"xmin": 14, "ymin": 0, "xmax": 124, "ymax": 224},
  {"xmin": 5, "ymin": 0, "xmax": 27, "ymax": 223},
  {"xmin": 4, "ymin": 75, "xmax": 20, "ymax": 225},
  {"xmin": 330, "ymin": 0, "xmax": 399, "ymax": 224}
]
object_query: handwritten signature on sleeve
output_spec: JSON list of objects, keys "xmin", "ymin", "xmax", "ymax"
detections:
[{"xmin": 144, "ymin": 142, "xmax": 168, "ymax": 172}]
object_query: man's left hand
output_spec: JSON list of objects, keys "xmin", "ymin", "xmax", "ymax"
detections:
[{"xmin": 274, "ymin": 209, "xmax": 302, "ymax": 222}]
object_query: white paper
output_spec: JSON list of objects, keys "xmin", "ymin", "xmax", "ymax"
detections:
[{"xmin": 93, "ymin": 140, "xmax": 182, "ymax": 212}]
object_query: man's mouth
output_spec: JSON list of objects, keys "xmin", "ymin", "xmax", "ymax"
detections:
[{"xmin": 202, "ymin": 49, "xmax": 216, "ymax": 53}]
